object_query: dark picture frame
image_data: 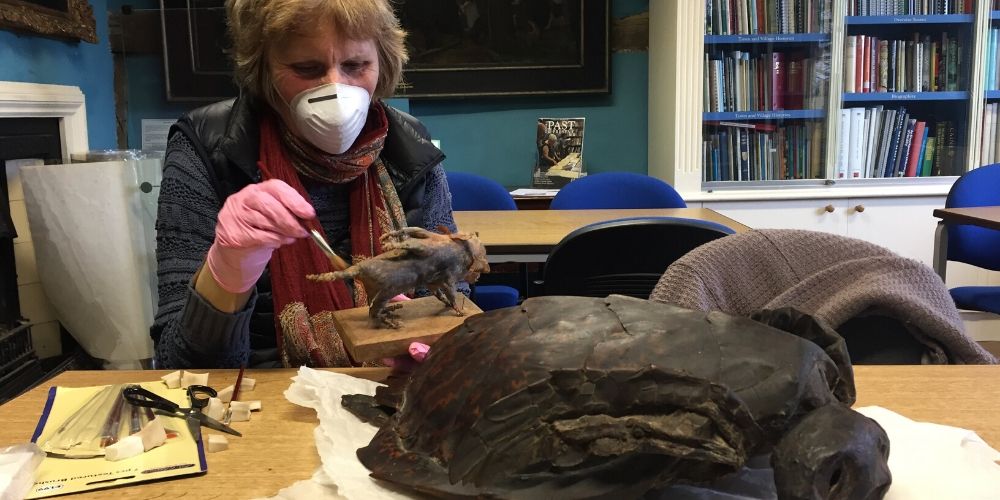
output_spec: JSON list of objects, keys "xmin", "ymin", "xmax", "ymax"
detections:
[
  {"xmin": 396, "ymin": 0, "xmax": 610, "ymax": 98},
  {"xmin": 0, "ymin": 0, "xmax": 97, "ymax": 43},
  {"xmin": 159, "ymin": 0, "xmax": 609, "ymax": 101}
]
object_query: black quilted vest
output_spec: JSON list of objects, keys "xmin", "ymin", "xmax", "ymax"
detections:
[{"xmin": 168, "ymin": 94, "xmax": 444, "ymax": 366}]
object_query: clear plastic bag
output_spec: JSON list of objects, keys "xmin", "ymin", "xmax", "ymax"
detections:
[
  {"xmin": 0, "ymin": 442, "xmax": 44, "ymax": 500},
  {"xmin": 37, "ymin": 385, "xmax": 154, "ymax": 459}
]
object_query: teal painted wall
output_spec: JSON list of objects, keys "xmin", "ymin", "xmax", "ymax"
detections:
[
  {"xmin": 411, "ymin": 52, "xmax": 647, "ymax": 187},
  {"xmin": 0, "ymin": 0, "xmax": 117, "ymax": 150},
  {"xmin": 113, "ymin": 0, "xmax": 648, "ymax": 187}
]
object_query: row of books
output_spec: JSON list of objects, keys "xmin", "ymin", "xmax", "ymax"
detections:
[
  {"xmin": 705, "ymin": 0, "xmax": 832, "ymax": 35},
  {"xmin": 705, "ymin": 51, "xmax": 826, "ymax": 112},
  {"xmin": 981, "ymin": 103, "xmax": 1000, "ymax": 166},
  {"xmin": 843, "ymin": 34, "xmax": 962, "ymax": 93},
  {"xmin": 986, "ymin": 29, "xmax": 999, "ymax": 91},
  {"xmin": 835, "ymin": 106, "xmax": 958, "ymax": 178},
  {"xmin": 846, "ymin": 0, "xmax": 974, "ymax": 15},
  {"xmin": 702, "ymin": 121, "xmax": 824, "ymax": 181}
]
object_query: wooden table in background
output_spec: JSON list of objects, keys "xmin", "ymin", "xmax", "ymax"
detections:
[
  {"xmin": 1, "ymin": 366, "xmax": 997, "ymax": 498},
  {"xmin": 454, "ymin": 208, "xmax": 751, "ymax": 263},
  {"xmin": 931, "ymin": 206, "xmax": 1000, "ymax": 280}
]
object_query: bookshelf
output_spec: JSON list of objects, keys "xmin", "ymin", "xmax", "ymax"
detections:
[
  {"xmin": 702, "ymin": 0, "xmax": 834, "ymax": 182},
  {"xmin": 677, "ymin": 0, "xmax": 997, "ymax": 186},
  {"xmin": 648, "ymin": 1, "xmax": 1000, "ymax": 267}
]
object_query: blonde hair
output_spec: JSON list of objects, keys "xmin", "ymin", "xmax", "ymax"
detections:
[{"xmin": 225, "ymin": 0, "xmax": 408, "ymax": 107}]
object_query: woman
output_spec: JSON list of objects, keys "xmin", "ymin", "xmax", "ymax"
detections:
[{"xmin": 152, "ymin": 0, "xmax": 458, "ymax": 368}]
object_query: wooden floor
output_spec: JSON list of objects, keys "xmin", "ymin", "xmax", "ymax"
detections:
[{"xmin": 981, "ymin": 341, "xmax": 1000, "ymax": 359}]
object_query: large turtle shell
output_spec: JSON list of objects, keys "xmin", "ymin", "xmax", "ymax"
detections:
[{"xmin": 355, "ymin": 295, "xmax": 851, "ymax": 498}]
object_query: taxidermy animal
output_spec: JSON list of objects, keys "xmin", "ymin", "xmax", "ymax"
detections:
[
  {"xmin": 307, "ymin": 226, "xmax": 489, "ymax": 328},
  {"xmin": 342, "ymin": 295, "xmax": 892, "ymax": 499}
]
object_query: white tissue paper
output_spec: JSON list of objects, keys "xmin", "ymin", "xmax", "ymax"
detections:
[
  {"xmin": 20, "ymin": 160, "xmax": 160, "ymax": 366},
  {"xmin": 266, "ymin": 368, "xmax": 1000, "ymax": 500},
  {"xmin": 258, "ymin": 367, "xmax": 410, "ymax": 500},
  {"xmin": 855, "ymin": 405, "xmax": 1000, "ymax": 500},
  {"xmin": 0, "ymin": 443, "xmax": 45, "ymax": 500}
]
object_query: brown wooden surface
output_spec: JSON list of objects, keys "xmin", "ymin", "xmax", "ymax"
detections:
[
  {"xmin": 333, "ymin": 296, "xmax": 483, "ymax": 362},
  {"xmin": 1, "ymin": 366, "xmax": 997, "ymax": 498},
  {"xmin": 933, "ymin": 207, "xmax": 1000, "ymax": 231},
  {"xmin": 454, "ymin": 208, "xmax": 751, "ymax": 256}
]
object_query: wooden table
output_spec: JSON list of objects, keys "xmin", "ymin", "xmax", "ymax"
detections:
[
  {"xmin": 454, "ymin": 208, "xmax": 750, "ymax": 263},
  {"xmin": 931, "ymin": 206, "xmax": 1000, "ymax": 280},
  {"xmin": 0, "ymin": 366, "xmax": 997, "ymax": 498}
]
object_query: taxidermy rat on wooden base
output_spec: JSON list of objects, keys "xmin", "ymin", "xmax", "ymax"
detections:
[{"xmin": 307, "ymin": 226, "xmax": 490, "ymax": 328}]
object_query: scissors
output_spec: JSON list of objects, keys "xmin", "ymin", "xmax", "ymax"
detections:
[{"xmin": 123, "ymin": 385, "xmax": 242, "ymax": 440}]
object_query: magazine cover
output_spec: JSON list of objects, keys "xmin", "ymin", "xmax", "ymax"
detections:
[{"xmin": 532, "ymin": 117, "xmax": 586, "ymax": 188}]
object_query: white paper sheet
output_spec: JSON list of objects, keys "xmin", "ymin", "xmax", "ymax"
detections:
[
  {"xmin": 508, "ymin": 188, "xmax": 559, "ymax": 196},
  {"xmin": 268, "ymin": 368, "xmax": 1000, "ymax": 500}
]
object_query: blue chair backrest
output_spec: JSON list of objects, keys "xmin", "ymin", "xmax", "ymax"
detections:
[
  {"xmin": 549, "ymin": 172, "xmax": 687, "ymax": 210},
  {"xmin": 445, "ymin": 171, "xmax": 517, "ymax": 211},
  {"xmin": 542, "ymin": 216, "xmax": 734, "ymax": 298},
  {"xmin": 945, "ymin": 163, "xmax": 1000, "ymax": 271}
]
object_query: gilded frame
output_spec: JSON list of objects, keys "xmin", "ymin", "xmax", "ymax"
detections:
[{"xmin": 0, "ymin": 0, "xmax": 97, "ymax": 43}]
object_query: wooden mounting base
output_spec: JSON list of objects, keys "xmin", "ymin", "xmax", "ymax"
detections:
[{"xmin": 332, "ymin": 295, "xmax": 483, "ymax": 362}]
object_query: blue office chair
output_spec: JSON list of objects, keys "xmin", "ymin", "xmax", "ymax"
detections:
[
  {"xmin": 549, "ymin": 172, "xmax": 687, "ymax": 210},
  {"xmin": 541, "ymin": 217, "xmax": 735, "ymax": 298},
  {"xmin": 445, "ymin": 171, "xmax": 520, "ymax": 310},
  {"xmin": 945, "ymin": 163, "xmax": 1000, "ymax": 314}
]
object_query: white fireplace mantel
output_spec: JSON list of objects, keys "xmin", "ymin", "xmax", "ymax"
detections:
[{"xmin": 0, "ymin": 81, "xmax": 88, "ymax": 158}]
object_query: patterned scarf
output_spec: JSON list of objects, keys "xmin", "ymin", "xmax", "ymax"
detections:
[{"xmin": 257, "ymin": 103, "xmax": 407, "ymax": 367}]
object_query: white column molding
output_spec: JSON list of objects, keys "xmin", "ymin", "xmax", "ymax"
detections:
[
  {"xmin": 0, "ymin": 81, "xmax": 89, "ymax": 158},
  {"xmin": 648, "ymin": 0, "xmax": 704, "ymax": 195}
]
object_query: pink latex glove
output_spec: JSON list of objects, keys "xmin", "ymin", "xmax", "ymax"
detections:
[
  {"xmin": 382, "ymin": 342, "xmax": 430, "ymax": 372},
  {"xmin": 206, "ymin": 179, "xmax": 316, "ymax": 293}
]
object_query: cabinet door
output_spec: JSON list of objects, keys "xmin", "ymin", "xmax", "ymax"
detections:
[
  {"xmin": 703, "ymin": 199, "xmax": 849, "ymax": 234},
  {"xmin": 844, "ymin": 196, "xmax": 945, "ymax": 266}
]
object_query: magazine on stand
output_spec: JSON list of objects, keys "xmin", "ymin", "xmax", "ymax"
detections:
[{"xmin": 532, "ymin": 117, "xmax": 586, "ymax": 188}]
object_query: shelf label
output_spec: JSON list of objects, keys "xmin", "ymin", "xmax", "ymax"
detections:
[
  {"xmin": 735, "ymin": 34, "xmax": 799, "ymax": 42},
  {"xmin": 732, "ymin": 111, "xmax": 794, "ymax": 119},
  {"xmin": 893, "ymin": 17, "xmax": 926, "ymax": 22},
  {"xmin": 888, "ymin": 93, "xmax": 918, "ymax": 100}
]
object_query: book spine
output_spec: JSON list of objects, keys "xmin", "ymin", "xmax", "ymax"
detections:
[
  {"xmin": 837, "ymin": 108, "xmax": 850, "ymax": 178},
  {"xmin": 896, "ymin": 119, "xmax": 916, "ymax": 177},
  {"xmin": 905, "ymin": 120, "xmax": 925, "ymax": 177},
  {"xmin": 878, "ymin": 40, "xmax": 889, "ymax": 92},
  {"xmin": 846, "ymin": 36, "xmax": 857, "ymax": 93},
  {"xmin": 921, "ymin": 136, "xmax": 936, "ymax": 176},
  {"xmin": 848, "ymin": 107, "xmax": 866, "ymax": 178}
]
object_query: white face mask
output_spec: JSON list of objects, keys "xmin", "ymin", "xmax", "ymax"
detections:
[{"xmin": 286, "ymin": 82, "xmax": 371, "ymax": 155}]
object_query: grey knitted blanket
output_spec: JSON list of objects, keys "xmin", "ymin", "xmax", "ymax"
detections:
[{"xmin": 649, "ymin": 229, "xmax": 996, "ymax": 364}]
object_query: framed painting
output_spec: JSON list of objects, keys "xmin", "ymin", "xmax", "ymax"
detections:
[
  {"xmin": 159, "ymin": 0, "xmax": 610, "ymax": 101},
  {"xmin": 395, "ymin": 0, "xmax": 610, "ymax": 98},
  {"xmin": 0, "ymin": 0, "xmax": 97, "ymax": 43}
]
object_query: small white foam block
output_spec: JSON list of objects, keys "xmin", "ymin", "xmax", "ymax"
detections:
[
  {"xmin": 218, "ymin": 385, "xmax": 234, "ymax": 403},
  {"xmin": 206, "ymin": 434, "xmax": 228, "ymax": 453},
  {"xmin": 228, "ymin": 405, "xmax": 251, "ymax": 422},
  {"xmin": 238, "ymin": 377, "xmax": 256, "ymax": 392},
  {"xmin": 181, "ymin": 371, "xmax": 209, "ymax": 387},
  {"xmin": 204, "ymin": 397, "xmax": 225, "ymax": 421},
  {"xmin": 229, "ymin": 401, "xmax": 251, "ymax": 413},
  {"xmin": 247, "ymin": 400, "xmax": 261, "ymax": 411},
  {"xmin": 160, "ymin": 370, "xmax": 182, "ymax": 389},
  {"xmin": 138, "ymin": 417, "xmax": 167, "ymax": 451},
  {"xmin": 104, "ymin": 435, "xmax": 144, "ymax": 461}
]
